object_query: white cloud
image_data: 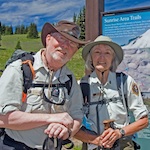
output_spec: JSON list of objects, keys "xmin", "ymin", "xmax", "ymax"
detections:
[
  {"xmin": 1, "ymin": 0, "xmax": 150, "ymax": 31},
  {"xmin": 0, "ymin": 0, "xmax": 85, "ymax": 30}
]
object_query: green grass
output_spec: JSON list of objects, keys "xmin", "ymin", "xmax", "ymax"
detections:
[
  {"xmin": 67, "ymin": 49, "xmax": 85, "ymax": 80},
  {"xmin": 0, "ymin": 34, "xmax": 85, "ymax": 79},
  {"xmin": 73, "ymin": 145, "xmax": 82, "ymax": 150},
  {"xmin": 0, "ymin": 34, "xmax": 42, "ymax": 71}
]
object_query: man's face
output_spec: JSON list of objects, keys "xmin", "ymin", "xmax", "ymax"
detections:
[{"xmin": 45, "ymin": 32, "xmax": 79, "ymax": 66}]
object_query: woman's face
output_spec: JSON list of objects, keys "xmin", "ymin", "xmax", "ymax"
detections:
[{"xmin": 91, "ymin": 44, "xmax": 114, "ymax": 72}]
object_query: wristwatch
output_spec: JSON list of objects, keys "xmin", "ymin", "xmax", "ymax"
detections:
[{"xmin": 119, "ymin": 128, "xmax": 125, "ymax": 138}]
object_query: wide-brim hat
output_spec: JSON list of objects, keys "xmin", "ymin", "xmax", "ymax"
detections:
[
  {"xmin": 41, "ymin": 20, "xmax": 89, "ymax": 48},
  {"xmin": 82, "ymin": 35, "xmax": 124, "ymax": 65}
]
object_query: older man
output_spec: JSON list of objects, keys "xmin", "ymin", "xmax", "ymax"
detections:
[{"xmin": 0, "ymin": 20, "xmax": 89, "ymax": 149}]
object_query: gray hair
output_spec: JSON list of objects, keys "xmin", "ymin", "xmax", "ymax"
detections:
[{"xmin": 85, "ymin": 45, "xmax": 120, "ymax": 72}]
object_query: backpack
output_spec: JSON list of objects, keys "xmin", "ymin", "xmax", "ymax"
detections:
[{"xmin": 5, "ymin": 49, "xmax": 36, "ymax": 102}]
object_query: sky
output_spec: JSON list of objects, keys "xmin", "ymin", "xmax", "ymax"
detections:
[{"xmin": 0, "ymin": 0, "xmax": 150, "ymax": 31}]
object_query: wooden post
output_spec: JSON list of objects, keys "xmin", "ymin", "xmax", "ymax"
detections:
[
  {"xmin": 84, "ymin": 0, "xmax": 104, "ymax": 75},
  {"xmin": 85, "ymin": 0, "xmax": 104, "ymax": 41}
]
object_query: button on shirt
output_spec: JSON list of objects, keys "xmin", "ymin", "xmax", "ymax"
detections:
[
  {"xmin": 81, "ymin": 71, "xmax": 148, "ymax": 134},
  {"xmin": 0, "ymin": 49, "xmax": 83, "ymax": 149}
]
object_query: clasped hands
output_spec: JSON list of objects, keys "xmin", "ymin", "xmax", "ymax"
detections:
[{"xmin": 96, "ymin": 128, "xmax": 121, "ymax": 148}]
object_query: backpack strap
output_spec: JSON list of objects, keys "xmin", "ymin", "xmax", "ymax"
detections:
[
  {"xmin": 80, "ymin": 75, "xmax": 90, "ymax": 116},
  {"xmin": 116, "ymin": 72, "xmax": 128, "ymax": 107},
  {"xmin": 65, "ymin": 75, "xmax": 72, "ymax": 95},
  {"xmin": 21, "ymin": 53, "xmax": 35, "ymax": 102},
  {"xmin": 116, "ymin": 72, "xmax": 130, "ymax": 124},
  {"xmin": 31, "ymin": 74, "xmax": 72, "ymax": 95}
]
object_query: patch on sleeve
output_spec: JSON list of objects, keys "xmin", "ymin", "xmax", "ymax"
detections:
[{"xmin": 132, "ymin": 83, "xmax": 139, "ymax": 96}]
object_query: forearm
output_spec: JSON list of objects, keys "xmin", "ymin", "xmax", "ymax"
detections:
[
  {"xmin": 122, "ymin": 116, "xmax": 149, "ymax": 136},
  {"xmin": 74, "ymin": 129, "xmax": 100, "ymax": 145},
  {"xmin": 0, "ymin": 110, "xmax": 74, "ymax": 130},
  {"xmin": 0, "ymin": 111, "xmax": 50, "ymax": 130}
]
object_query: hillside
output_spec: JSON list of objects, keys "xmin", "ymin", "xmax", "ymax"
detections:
[{"xmin": 0, "ymin": 34, "xmax": 85, "ymax": 79}]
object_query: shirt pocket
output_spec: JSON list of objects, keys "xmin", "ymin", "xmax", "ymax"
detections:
[{"xmin": 25, "ymin": 87, "xmax": 50, "ymax": 113}]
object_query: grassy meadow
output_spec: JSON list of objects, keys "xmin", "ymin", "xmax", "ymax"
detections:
[{"xmin": 0, "ymin": 34, "xmax": 85, "ymax": 79}]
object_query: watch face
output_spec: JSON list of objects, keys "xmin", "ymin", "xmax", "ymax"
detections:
[{"xmin": 120, "ymin": 128, "xmax": 125, "ymax": 137}]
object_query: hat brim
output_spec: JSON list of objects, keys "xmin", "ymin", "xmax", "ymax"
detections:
[
  {"xmin": 41, "ymin": 22, "xmax": 89, "ymax": 47},
  {"xmin": 82, "ymin": 41, "xmax": 124, "ymax": 64}
]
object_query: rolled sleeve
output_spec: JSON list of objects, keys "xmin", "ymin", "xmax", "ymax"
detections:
[
  {"xmin": 127, "ymin": 76, "xmax": 148, "ymax": 120},
  {"xmin": 0, "ymin": 61, "xmax": 23, "ymax": 114}
]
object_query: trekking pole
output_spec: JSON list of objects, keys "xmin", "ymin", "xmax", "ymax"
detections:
[
  {"xmin": 42, "ymin": 137, "xmax": 62, "ymax": 150},
  {"xmin": 103, "ymin": 119, "xmax": 115, "ymax": 130},
  {"xmin": 54, "ymin": 138, "xmax": 58, "ymax": 150}
]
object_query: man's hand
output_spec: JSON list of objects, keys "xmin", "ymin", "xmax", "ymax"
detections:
[
  {"xmin": 48, "ymin": 112, "xmax": 74, "ymax": 130},
  {"xmin": 44, "ymin": 123, "xmax": 70, "ymax": 140}
]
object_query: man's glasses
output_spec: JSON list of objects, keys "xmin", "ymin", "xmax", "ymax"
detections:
[{"xmin": 51, "ymin": 32, "xmax": 79, "ymax": 49}]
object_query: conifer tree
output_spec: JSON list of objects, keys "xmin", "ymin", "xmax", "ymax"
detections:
[
  {"xmin": 27, "ymin": 23, "xmax": 38, "ymax": 39},
  {"xmin": 15, "ymin": 40, "xmax": 22, "ymax": 50},
  {"xmin": 74, "ymin": 6, "xmax": 85, "ymax": 40}
]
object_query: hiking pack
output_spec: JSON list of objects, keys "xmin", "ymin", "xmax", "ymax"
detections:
[{"xmin": 0, "ymin": 49, "xmax": 74, "ymax": 150}]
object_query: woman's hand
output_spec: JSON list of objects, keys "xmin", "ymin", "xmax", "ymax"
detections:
[{"xmin": 100, "ymin": 128, "xmax": 121, "ymax": 148}]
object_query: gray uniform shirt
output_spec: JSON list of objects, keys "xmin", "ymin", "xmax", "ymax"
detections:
[
  {"xmin": 81, "ymin": 71, "xmax": 148, "ymax": 134},
  {"xmin": 0, "ymin": 49, "xmax": 83, "ymax": 149}
]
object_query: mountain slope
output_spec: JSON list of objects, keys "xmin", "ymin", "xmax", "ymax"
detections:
[{"xmin": 122, "ymin": 29, "xmax": 150, "ymax": 49}]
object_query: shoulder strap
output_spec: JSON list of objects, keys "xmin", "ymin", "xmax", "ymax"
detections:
[
  {"xmin": 116, "ymin": 72, "xmax": 127, "ymax": 91},
  {"xmin": 21, "ymin": 53, "xmax": 35, "ymax": 93},
  {"xmin": 80, "ymin": 75, "xmax": 90, "ymax": 117},
  {"xmin": 116, "ymin": 72, "xmax": 128, "ymax": 108},
  {"xmin": 116, "ymin": 72, "xmax": 130, "ymax": 124},
  {"xmin": 80, "ymin": 75, "xmax": 90, "ymax": 104},
  {"xmin": 21, "ymin": 53, "xmax": 35, "ymax": 102},
  {"xmin": 65, "ymin": 75, "xmax": 72, "ymax": 95}
]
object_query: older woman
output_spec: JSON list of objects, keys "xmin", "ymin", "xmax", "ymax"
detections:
[{"xmin": 75, "ymin": 35, "xmax": 149, "ymax": 150}]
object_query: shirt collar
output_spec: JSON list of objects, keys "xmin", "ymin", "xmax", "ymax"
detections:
[
  {"xmin": 90, "ymin": 70, "xmax": 115, "ymax": 86},
  {"xmin": 33, "ymin": 49, "xmax": 70, "ymax": 82},
  {"xmin": 33, "ymin": 48, "xmax": 47, "ymax": 71}
]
